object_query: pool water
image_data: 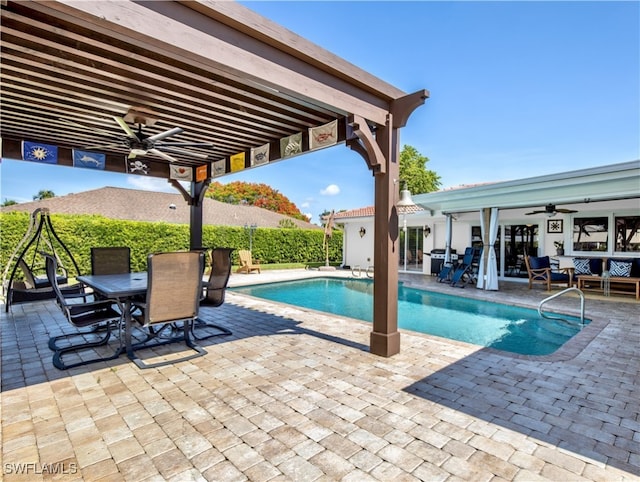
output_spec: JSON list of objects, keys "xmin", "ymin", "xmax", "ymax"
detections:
[{"xmin": 231, "ymin": 277, "xmax": 589, "ymax": 356}]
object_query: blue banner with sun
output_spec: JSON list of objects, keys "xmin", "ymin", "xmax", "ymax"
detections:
[{"xmin": 22, "ymin": 141, "xmax": 58, "ymax": 164}]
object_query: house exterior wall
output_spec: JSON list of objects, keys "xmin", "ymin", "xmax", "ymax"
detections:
[
  {"xmin": 342, "ymin": 219, "xmax": 375, "ymax": 269},
  {"xmin": 339, "ymin": 197, "xmax": 640, "ymax": 278}
]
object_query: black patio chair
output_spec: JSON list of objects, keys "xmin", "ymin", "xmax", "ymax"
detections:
[
  {"xmin": 43, "ymin": 253, "xmax": 124, "ymax": 370},
  {"xmin": 192, "ymin": 247, "xmax": 234, "ymax": 340},
  {"xmin": 91, "ymin": 247, "xmax": 131, "ymax": 275}
]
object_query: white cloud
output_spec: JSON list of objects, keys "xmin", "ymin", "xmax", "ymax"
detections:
[
  {"xmin": 320, "ymin": 184, "xmax": 340, "ymax": 196},
  {"xmin": 301, "ymin": 201, "xmax": 310, "ymax": 208},
  {"xmin": 127, "ymin": 176, "xmax": 178, "ymax": 192}
]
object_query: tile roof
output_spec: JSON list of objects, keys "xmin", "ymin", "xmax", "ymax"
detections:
[
  {"xmin": 334, "ymin": 204, "xmax": 424, "ymax": 220},
  {"xmin": 1, "ymin": 187, "xmax": 321, "ymax": 229}
]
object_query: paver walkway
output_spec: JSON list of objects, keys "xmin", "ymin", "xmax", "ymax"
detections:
[{"xmin": 1, "ymin": 270, "xmax": 638, "ymax": 481}]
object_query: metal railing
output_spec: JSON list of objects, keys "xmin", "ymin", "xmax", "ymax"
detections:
[
  {"xmin": 351, "ymin": 265, "xmax": 375, "ymax": 278},
  {"xmin": 538, "ymin": 287, "xmax": 585, "ymax": 325}
]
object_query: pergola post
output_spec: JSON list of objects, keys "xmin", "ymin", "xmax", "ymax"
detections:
[
  {"xmin": 170, "ymin": 179, "xmax": 210, "ymax": 250},
  {"xmin": 346, "ymin": 90, "xmax": 428, "ymax": 357},
  {"xmin": 348, "ymin": 114, "xmax": 401, "ymax": 357},
  {"xmin": 371, "ymin": 119, "xmax": 401, "ymax": 357}
]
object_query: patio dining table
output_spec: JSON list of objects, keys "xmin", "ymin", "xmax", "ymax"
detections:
[{"xmin": 77, "ymin": 272, "xmax": 147, "ymax": 361}]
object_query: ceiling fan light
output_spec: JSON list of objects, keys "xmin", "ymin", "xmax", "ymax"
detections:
[{"xmin": 130, "ymin": 148, "xmax": 147, "ymax": 156}]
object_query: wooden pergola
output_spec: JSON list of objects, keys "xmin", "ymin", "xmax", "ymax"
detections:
[{"xmin": 0, "ymin": 0, "xmax": 428, "ymax": 356}]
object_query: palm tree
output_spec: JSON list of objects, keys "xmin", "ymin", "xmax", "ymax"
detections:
[{"xmin": 33, "ymin": 190, "xmax": 55, "ymax": 200}]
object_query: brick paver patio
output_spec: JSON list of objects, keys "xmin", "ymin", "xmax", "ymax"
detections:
[{"xmin": 1, "ymin": 270, "xmax": 638, "ymax": 481}]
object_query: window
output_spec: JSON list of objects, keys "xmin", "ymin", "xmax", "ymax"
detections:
[
  {"xmin": 399, "ymin": 226, "xmax": 425, "ymax": 271},
  {"xmin": 615, "ymin": 215, "xmax": 640, "ymax": 252},
  {"xmin": 572, "ymin": 217, "xmax": 608, "ymax": 252}
]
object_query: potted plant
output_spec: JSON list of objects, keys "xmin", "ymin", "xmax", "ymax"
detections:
[{"xmin": 554, "ymin": 241, "xmax": 565, "ymax": 256}]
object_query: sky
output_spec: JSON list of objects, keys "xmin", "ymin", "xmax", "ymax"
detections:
[{"xmin": 1, "ymin": 1, "xmax": 638, "ymax": 225}]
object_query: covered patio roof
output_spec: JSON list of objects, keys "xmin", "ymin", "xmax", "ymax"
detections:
[
  {"xmin": 1, "ymin": 0, "xmax": 429, "ymax": 356},
  {"xmin": 412, "ymin": 160, "xmax": 640, "ymax": 215}
]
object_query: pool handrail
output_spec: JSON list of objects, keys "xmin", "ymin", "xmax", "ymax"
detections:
[
  {"xmin": 538, "ymin": 287, "xmax": 585, "ymax": 325},
  {"xmin": 351, "ymin": 265, "xmax": 374, "ymax": 278}
]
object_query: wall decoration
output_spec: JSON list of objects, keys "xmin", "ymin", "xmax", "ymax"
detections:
[
  {"xmin": 73, "ymin": 150, "xmax": 105, "ymax": 170},
  {"xmin": 280, "ymin": 132, "xmax": 302, "ymax": 158},
  {"xmin": 169, "ymin": 164, "xmax": 193, "ymax": 181},
  {"xmin": 212, "ymin": 160, "xmax": 225, "ymax": 177},
  {"xmin": 309, "ymin": 120, "xmax": 337, "ymax": 150},
  {"xmin": 127, "ymin": 158, "xmax": 149, "ymax": 175},
  {"xmin": 195, "ymin": 164, "xmax": 208, "ymax": 182},
  {"xmin": 251, "ymin": 143, "xmax": 270, "ymax": 166},
  {"xmin": 547, "ymin": 219, "xmax": 563, "ymax": 234},
  {"xmin": 230, "ymin": 152, "xmax": 245, "ymax": 172},
  {"xmin": 22, "ymin": 141, "xmax": 58, "ymax": 164}
]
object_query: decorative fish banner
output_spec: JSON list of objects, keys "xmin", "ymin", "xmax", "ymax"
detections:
[
  {"xmin": 251, "ymin": 143, "xmax": 270, "ymax": 166},
  {"xmin": 22, "ymin": 141, "xmax": 58, "ymax": 164},
  {"xmin": 169, "ymin": 164, "xmax": 193, "ymax": 182},
  {"xmin": 280, "ymin": 132, "xmax": 302, "ymax": 159},
  {"xmin": 212, "ymin": 159, "xmax": 226, "ymax": 177},
  {"xmin": 73, "ymin": 150, "xmax": 105, "ymax": 170},
  {"xmin": 309, "ymin": 120, "xmax": 338, "ymax": 151}
]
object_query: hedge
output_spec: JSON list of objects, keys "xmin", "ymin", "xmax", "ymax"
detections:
[{"xmin": 0, "ymin": 212, "xmax": 342, "ymax": 278}]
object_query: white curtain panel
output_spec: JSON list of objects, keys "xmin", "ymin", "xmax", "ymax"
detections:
[
  {"xmin": 476, "ymin": 209, "xmax": 487, "ymax": 289},
  {"xmin": 486, "ymin": 207, "xmax": 500, "ymax": 290},
  {"xmin": 445, "ymin": 214, "xmax": 453, "ymax": 263}
]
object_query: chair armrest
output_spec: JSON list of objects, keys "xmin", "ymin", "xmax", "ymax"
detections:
[
  {"xmin": 66, "ymin": 298, "xmax": 121, "ymax": 316},
  {"xmin": 131, "ymin": 301, "xmax": 147, "ymax": 313}
]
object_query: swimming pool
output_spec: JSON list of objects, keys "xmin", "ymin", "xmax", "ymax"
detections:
[{"xmin": 231, "ymin": 277, "xmax": 589, "ymax": 356}]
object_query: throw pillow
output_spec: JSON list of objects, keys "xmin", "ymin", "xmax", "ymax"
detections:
[
  {"xmin": 573, "ymin": 258, "xmax": 592, "ymax": 275},
  {"xmin": 609, "ymin": 260, "xmax": 632, "ymax": 277}
]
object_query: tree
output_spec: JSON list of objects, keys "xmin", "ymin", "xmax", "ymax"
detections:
[
  {"xmin": 33, "ymin": 190, "xmax": 55, "ymax": 200},
  {"xmin": 399, "ymin": 145, "xmax": 440, "ymax": 195},
  {"xmin": 206, "ymin": 181, "xmax": 307, "ymax": 221},
  {"xmin": 1, "ymin": 199, "xmax": 17, "ymax": 206}
]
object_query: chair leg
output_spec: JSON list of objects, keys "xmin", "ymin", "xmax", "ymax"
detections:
[
  {"xmin": 48, "ymin": 320, "xmax": 118, "ymax": 351},
  {"xmin": 128, "ymin": 319, "xmax": 207, "ymax": 369},
  {"xmin": 52, "ymin": 320, "xmax": 125, "ymax": 370},
  {"xmin": 191, "ymin": 317, "xmax": 232, "ymax": 341}
]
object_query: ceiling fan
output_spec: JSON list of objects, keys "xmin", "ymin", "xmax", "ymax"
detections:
[
  {"xmin": 64, "ymin": 108, "xmax": 214, "ymax": 162},
  {"xmin": 525, "ymin": 203, "xmax": 578, "ymax": 216}
]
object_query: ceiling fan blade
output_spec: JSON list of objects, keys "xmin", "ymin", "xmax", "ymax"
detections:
[
  {"xmin": 147, "ymin": 127, "xmax": 184, "ymax": 142},
  {"xmin": 525, "ymin": 211, "xmax": 543, "ymax": 215},
  {"xmin": 157, "ymin": 146, "xmax": 210, "ymax": 159},
  {"xmin": 113, "ymin": 116, "xmax": 137, "ymax": 138},
  {"xmin": 130, "ymin": 148, "xmax": 147, "ymax": 157},
  {"xmin": 556, "ymin": 208, "xmax": 578, "ymax": 213},
  {"xmin": 149, "ymin": 148, "xmax": 178, "ymax": 163}
]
